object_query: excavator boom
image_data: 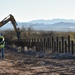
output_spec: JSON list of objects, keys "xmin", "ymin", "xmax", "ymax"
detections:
[{"xmin": 0, "ymin": 14, "xmax": 20, "ymax": 39}]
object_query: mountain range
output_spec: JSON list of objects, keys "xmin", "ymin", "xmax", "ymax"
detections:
[
  {"xmin": 1, "ymin": 19, "xmax": 75, "ymax": 32},
  {"xmin": 29, "ymin": 19, "xmax": 75, "ymax": 24}
]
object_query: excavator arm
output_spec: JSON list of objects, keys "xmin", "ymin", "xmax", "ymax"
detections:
[{"xmin": 0, "ymin": 14, "xmax": 20, "ymax": 39}]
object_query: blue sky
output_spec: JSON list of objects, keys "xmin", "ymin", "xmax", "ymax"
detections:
[{"xmin": 0, "ymin": 0, "xmax": 75, "ymax": 22}]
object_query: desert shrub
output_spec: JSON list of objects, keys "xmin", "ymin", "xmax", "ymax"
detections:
[{"xmin": 2, "ymin": 28, "xmax": 75, "ymax": 47}]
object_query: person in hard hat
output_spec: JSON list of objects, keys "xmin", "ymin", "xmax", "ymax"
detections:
[{"xmin": 0, "ymin": 33, "xmax": 5, "ymax": 59}]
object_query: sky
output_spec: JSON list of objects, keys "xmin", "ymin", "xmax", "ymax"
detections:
[{"xmin": 0, "ymin": 0, "xmax": 75, "ymax": 22}]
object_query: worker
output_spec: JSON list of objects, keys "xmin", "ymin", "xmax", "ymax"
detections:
[{"xmin": 0, "ymin": 33, "xmax": 5, "ymax": 59}]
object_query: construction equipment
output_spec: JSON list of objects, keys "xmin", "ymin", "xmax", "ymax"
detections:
[{"xmin": 0, "ymin": 14, "xmax": 20, "ymax": 39}]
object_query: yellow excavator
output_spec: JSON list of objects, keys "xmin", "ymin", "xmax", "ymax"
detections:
[{"xmin": 0, "ymin": 14, "xmax": 20, "ymax": 40}]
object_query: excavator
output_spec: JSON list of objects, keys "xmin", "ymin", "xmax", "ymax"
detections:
[{"xmin": 0, "ymin": 14, "xmax": 20, "ymax": 40}]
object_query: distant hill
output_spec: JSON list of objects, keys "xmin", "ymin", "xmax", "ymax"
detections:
[
  {"xmin": 29, "ymin": 19, "xmax": 75, "ymax": 24},
  {"xmin": 0, "ymin": 19, "xmax": 75, "ymax": 32}
]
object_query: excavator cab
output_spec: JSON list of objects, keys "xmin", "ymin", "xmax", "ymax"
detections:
[{"xmin": 0, "ymin": 14, "xmax": 20, "ymax": 40}]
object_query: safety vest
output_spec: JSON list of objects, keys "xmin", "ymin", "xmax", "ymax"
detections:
[{"xmin": 0, "ymin": 36, "xmax": 5, "ymax": 49}]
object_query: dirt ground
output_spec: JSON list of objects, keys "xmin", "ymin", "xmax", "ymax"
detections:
[{"xmin": 0, "ymin": 47, "xmax": 75, "ymax": 75}]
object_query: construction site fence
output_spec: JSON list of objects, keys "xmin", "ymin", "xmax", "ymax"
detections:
[{"xmin": 6, "ymin": 35, "xmax": 75, "ymax": 55}]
